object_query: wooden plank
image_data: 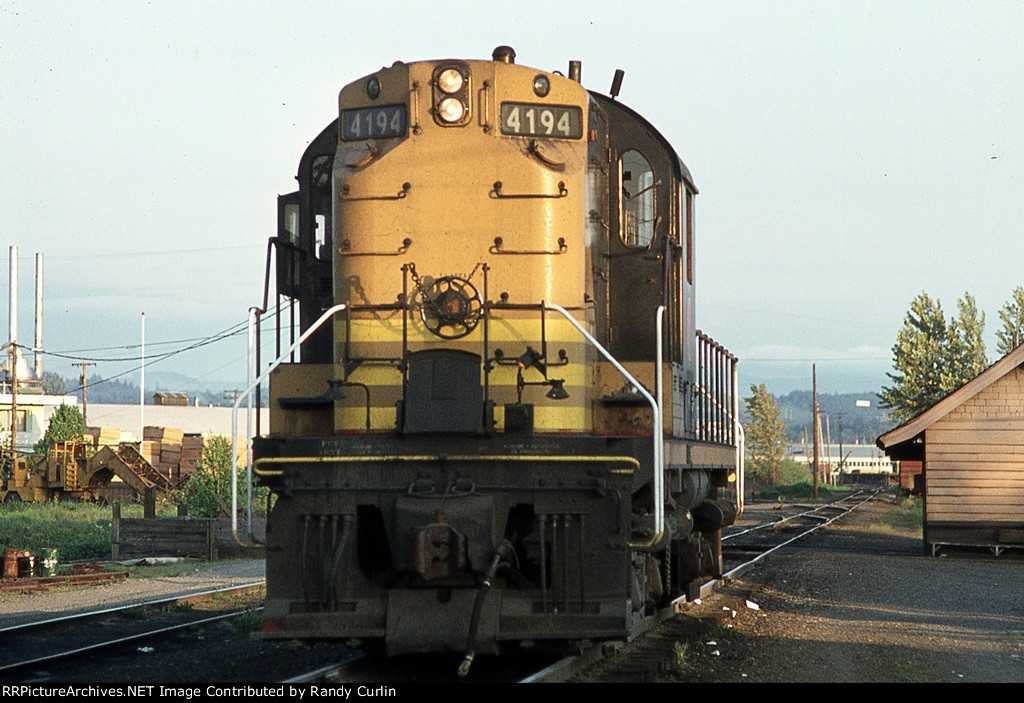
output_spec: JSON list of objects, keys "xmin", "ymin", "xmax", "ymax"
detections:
[
  {"xmin": 927, "ymin": 460, "xmax": 1024, "ymax": 472},
  {"xmin": 929, "ymin": 509, "xmax": 1024, "ymax": 523},
  {"xmin": 929, "ymin": 479, "xmax": 1024, "ymax": 490},
  {"xmin": 928, "ymin": 502, "xmax": 1024, "ymax": 517},
  {"xmin": 934, "ymin": 419, "xmax": 1024, "ymax": 431},
  {"xmin": 928, "ymin": 486, "xmax": 1024, "ymax": 498},
  {"xmin": 927, "ymin": 447, "xmax": 1024, "ymax": 463},
  {"xmin": 928, "ymin": 428, "xmax": 1024, "ymax": 445}
]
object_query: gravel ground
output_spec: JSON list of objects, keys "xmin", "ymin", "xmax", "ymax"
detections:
[{"xmin": 662, "ymin": 494, "xmax": 1024, "ymax": 683}]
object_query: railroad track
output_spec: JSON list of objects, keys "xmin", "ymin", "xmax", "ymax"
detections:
[
  {"xmin": 0, "ymin": 582, "xmax": 265, "ymax": 681},
  {"xmin": 1, "ymin": 491, "xmax": 883, "ymax": 684},
  {"xmin": 714, "ymin": 489, "xmax": 880, "ymax": 586},
  {"xmin": 524, "ymin": 489, "xmax": 884, "ymax": 683}
]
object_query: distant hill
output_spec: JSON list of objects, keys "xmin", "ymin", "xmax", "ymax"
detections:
[
  {"xmin": 62, "ymin": 373, "xmax": 267, "ymax": 407},
  {"xmin": 741, "ymin": 390, "xmax": 895, "ymax": 446}
]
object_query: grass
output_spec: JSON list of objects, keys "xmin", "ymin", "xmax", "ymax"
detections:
[
  {"xmin": 0, "ymin": 501, "xmax": 176, "ymax": 562},
  {"xmin": 747, "ymin": 458, "xmax": 854, "ymax": 502},
  {"xmin": 892, "ymin": 657, "xmax": 941, "ymax": 682},
  {"xmin": 669, "ymin": 641, "xmax": 690, "ymax": 676},
  {"xmin": 230, "ymin": 609, "xmax": 264, "ymax": 635},
  {"xmin": 868, "ymin": 495, "xmax": 923, "ymax": 536}
]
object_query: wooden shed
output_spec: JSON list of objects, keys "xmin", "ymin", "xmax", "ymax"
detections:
[
  {"xmin": 877, "ymin": 344, "xmax": 1024, "ymax": 555},
  {"xmin": 153, "ymin": 392, "xmax": 189, "ymax": 407}
]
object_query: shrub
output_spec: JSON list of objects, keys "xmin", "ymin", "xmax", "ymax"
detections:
[{"xmin": 173, "ymin": 436, "xmax": 268, "ymax": 518}]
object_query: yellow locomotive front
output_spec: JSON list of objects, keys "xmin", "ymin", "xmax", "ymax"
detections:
[
  {"xmin": 331, "ymin": 50, "xmax": 593, "ymax": 435},
  {"xmin": 254, "ymin": 47, "xmax": 740, "ymax": 666}
]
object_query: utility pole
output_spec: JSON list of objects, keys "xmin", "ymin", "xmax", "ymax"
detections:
[
  {"xmin": 812, "ymin": 364, "xmax": 819, "ymax": 499},
  {"xmin": 837, "ymin": 412, "xmax": 844, "ymax": 477},
  {"xmin": 72, "ymin": 362, "xmax": 95, "ymax": 426},
  {"xmin": 6, "ymin": 343, "xmax": 18, "ymax": 462}
]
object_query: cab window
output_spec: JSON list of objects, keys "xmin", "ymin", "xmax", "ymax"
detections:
[{"xmin": 620, "ymin": 150, "xmax": 656, "ymax": 248}]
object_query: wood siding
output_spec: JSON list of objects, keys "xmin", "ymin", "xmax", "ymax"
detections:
[{"xmin": 925, "ymin": 366, "xmax": 1024, "ymax": 524}]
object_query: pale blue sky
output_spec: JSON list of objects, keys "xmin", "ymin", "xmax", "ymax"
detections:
[{"xmin": 2, "ymin": 1, "xmax": 1022, "ymax": 394}]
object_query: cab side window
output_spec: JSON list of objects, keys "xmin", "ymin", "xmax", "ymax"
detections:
[{"xmin": 620, "ymin": 150, "xmax": 656, "ymax": 248}]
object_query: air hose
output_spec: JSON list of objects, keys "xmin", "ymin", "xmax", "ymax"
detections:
[{"xmin": 458, "ymin": 539, "xmax": 514, "ymax": 677}]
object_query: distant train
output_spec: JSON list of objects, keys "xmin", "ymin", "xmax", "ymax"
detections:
[
  {"xmin": 789, "ymin": 445, "xmax": 897, "ymax": 485},
  {"xmin": 249, "ymin": 47, "xmax": 741, "ymax": 670}
]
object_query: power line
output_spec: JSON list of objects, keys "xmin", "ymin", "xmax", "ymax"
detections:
[{"xmin": 30, "ymin": 308, "xmax": 287, "ymax": 394}]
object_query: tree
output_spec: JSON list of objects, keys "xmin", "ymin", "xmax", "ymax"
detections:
[
  {"xmin": 880, "ymin": 292, "xmax": 988, "ymax": 425},
  {"xmin": 174, "ymin": 436, "xmax": 268, "ymax": 518},
  {"xmin": 995, "ymin": 286, "xmax": 1024, "ymax": 357},
  {"xmin": 40, "ymin": 371, "xmax": 67, "ymax": 395},
  {"xmin": 743, "ymin": 384, "xmax": 788, "ymax": 486},
  {"xmin": 943, "ymin": 293, "xmax": 987, "ymax": 393},
  {"xmin": 879, "ymin": 293, "xmax": 947, "ymax": 424},
  {"xmin": 34, "ymin": 403, "xmax": 85, "ymax": 454}
]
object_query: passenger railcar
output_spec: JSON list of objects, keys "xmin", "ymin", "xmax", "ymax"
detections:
[{"xmin": 250, "ymin": 47, "xmax": 741, "ymax": 670}]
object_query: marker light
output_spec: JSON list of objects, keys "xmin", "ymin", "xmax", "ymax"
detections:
[
  {"xmin": 532, "ymin": 75, "xmax": 551, "ymax": 97},
  {"xmin": 438, "ymin": 97, "xmax": 465, "ymax": 123},
  {"xmin": 437, "ymin": 68, "xmax": 464, "ymax": 94},
  {"xmin": 366, "ymin": 76, "xmax": 381, "ymax": 100}
]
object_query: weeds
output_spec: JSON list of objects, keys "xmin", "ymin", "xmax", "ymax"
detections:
[
  {"xmin": 0, "ymin": 501, "xmax": 176, "ymax": 562},
  {"xmin": 230, "ymin": 609, "xmax": 263, "ymax": 635},
  {"xmin": 892, "ymin": 657, "xmax": 940, "ymax": 682},
  {"xmin": 871, "ymin": 495, "xmax": 923, "ymax": 536},
  {"xmin": 669, "ymin": 641, "xmax": 689, "ymax": 675}
]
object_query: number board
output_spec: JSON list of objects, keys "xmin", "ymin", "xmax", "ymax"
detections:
[
  {"xmin": 499, "ymin": 103, "xmax": 583, "ymax": 139},
  {"xmin": 341, "ymin": 104, "xmax": 407, "ymax": 141}
]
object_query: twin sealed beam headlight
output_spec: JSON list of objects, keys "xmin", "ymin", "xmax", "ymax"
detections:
[
  {"xmin": 437, "ymin": 68, "xmax": 464, "ymax": 95},
  {"xmin": 437, "ymin": 97, "xmax": 465, "ymax": 123},
  {"xmin": 432, "ymin": 64, "xmax": 470, "ymax": 126}
]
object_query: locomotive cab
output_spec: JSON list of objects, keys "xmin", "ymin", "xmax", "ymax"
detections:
[{"xmin": 252, "ymin": 47, "xmax": 740, "ymax": 664}]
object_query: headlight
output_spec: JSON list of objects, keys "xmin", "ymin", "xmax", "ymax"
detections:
[
  {"xmin": 437, "ymin": 68, "xmax": 464, "ymax": 94},
  {"xmin": 437, "ymin": 97, "xmax": 465, "ymax": 123},
  {"xmin": 432, "ymin": 63, "xmax": 470, "ymax": 126}
]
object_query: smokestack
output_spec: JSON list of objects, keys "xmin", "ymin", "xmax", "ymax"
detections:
[{"xmin": 34, "ymin": 253, "xmax": 43, "ymax": 380}]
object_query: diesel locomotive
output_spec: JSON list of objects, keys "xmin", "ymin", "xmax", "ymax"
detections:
[{"xmin": 248, "ymin": 46, "xmax": 741, "ymax": 669}]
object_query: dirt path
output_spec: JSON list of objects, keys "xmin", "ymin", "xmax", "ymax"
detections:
[{"xmin": 671, "ymin": 495, "xmax": 1024, "ymax": 683}]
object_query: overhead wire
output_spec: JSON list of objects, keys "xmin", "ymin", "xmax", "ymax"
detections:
[{"xmin": 26, "ymin": 305, "xmax": 287, "ymax": 394}]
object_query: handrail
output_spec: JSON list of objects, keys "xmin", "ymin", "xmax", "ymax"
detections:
[
  {"xmin": 543, "ymin": 302, "xmax": 665, "ymax": 548},
  {"xmin": 693, "ymin": 357, "xmax": 744, "ymax": 519},
  {"xmin": 230, "ymin": 303, "xmax": 348, "ymax": 547}
]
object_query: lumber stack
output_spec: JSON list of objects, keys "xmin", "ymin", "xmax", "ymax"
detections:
[
  {"xmin": 180, "ymin": 434, "xmax": 205, "ymax": 478},
  {"xmin": 84, "ymin": 426, "xmax": 121, "ymax": 448},
  {"xmin": 143, "ymin": 426, "xmax": 185, "ymax": 481}
]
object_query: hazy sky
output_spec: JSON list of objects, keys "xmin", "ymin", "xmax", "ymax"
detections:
[{"xmin": 2, "ymin": 1, "xmax": 1022, "ymax": 396}]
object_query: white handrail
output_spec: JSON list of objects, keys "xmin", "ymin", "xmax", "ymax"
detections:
[
  {"xmin": 230, "ymin": 303, "xmax": 348, "ymax": 545},
  {"xmin": 543, "ymin": 302, "xmax": 665, "ymax": 547}
]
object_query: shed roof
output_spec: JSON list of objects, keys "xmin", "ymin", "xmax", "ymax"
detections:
[{"xmin": 876, "ymin": 343, "xmax": 1024, "ymax": 456}]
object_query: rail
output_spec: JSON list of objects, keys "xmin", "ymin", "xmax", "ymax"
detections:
[
  {"xmin": 230, "ymin": 304, "xmax": 348, "ymax": 547},
  {"xmin": 695, "ymin": 330, "xmax": 738, "ymax": 446},
  {"xmin": 544, "ymin": 302, "xmax": 665, "ymax": 548},
  {"xmin": 693, "ymin": 332, "xmax": 744, "ymax": 517}
]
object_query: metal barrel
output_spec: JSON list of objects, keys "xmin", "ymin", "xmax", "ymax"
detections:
[
  {"xmin": 3, "ymin": 548, "xmax": 19, "ymax": 579},
  {"xmin": 40, "ymin": 548, "xmax": 58, "ymax": 576}
]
